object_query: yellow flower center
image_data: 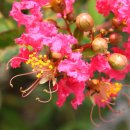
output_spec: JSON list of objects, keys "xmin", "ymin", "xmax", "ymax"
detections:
[{"xmin": 26, "ymin": 52, "xmax": 54, "ymax": 78}]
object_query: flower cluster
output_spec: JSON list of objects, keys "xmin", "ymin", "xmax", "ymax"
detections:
[{"xmin": 8, "ymin": 0, "xmax": 130, "ymax": 126}]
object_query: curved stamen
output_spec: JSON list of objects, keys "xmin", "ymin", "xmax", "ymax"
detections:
[
  {"xmin": 106, "ymin": 104, "xmax": 120, "ymax": 114},
  {"xmin": 6, "ymin": 57, "xmax": 28, "ymax": 70},
  {"xmin": 90, "ymin": 104, "xmax": 100, "ymax": 127},
  {"xmin": 43, "ymin": 84, "xmax": 59, "ymax": 94},
  {"xmin": 10, "ymin": 71, "xmax": 37, "ymax": 88},
  {"xmin": 20, "ymin": 78, "xmax": 41, "ymax": 97},
  {"xmin": 122, "ymin": 92, "xmax": 130, "ymax": 107},
  {"xmin": 103, "ymin": 100, "xmax": 116, "ymax": 106},
  {"xmin": 36, "ymin": 81, "xmax": 52, "ymax": 103},
  {"xmin": 98, "ymin": 106, "xmax": 113, "ymax": 123}
]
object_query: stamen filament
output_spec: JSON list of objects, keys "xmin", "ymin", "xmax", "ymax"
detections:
[
  {"xmin": 98, "ymin": 106, "xmax": 113, "ymax": 123},
  {"xmin": 21, "ymin": 78, "xmax": 41, "ymax": 97},
  {"xmin": 106, "ymin": 104, "xmax": 120, "ymax": 114},
  {"xmin": 90, "ymin": 105, "xmax": 100, "ymax": 127},
  {"xmin": 36, "ymin": 81, "xmax": 52, "ymax": 103},
  {"xmin": 10, "ymin": 71, "xmax": 37, "ymax": 88}
]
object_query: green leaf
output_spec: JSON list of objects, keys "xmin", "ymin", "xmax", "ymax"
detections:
[
  {"xmin": 0, "ymin": 29, "xmax": 23, "ymax": 48},
  {"xmin": 87, "ymin": 0, "xmax": 105, "ymax": 25}
]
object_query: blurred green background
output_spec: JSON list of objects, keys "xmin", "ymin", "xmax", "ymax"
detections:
[{"xmin": 0, "ymin": 0, "xmax": 130, "ymax": 130}]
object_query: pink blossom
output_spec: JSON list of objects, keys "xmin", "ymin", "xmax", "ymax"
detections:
[
  {"xmin": 96, "ymin": 0, "xmax": 114, "ymax": 16},
  {"xmin": 50, "ymin": 34, "xmax": 77, "ymax": 55},
  {"xmin": 90, "ymin": 55, "xmax": 110, "ymax": 74},
  {"xmin": 54, "ymin": 77, "xmax": 85, "ymax": 109},
  {"xmin": 15, "ymin": 21, "xmax": 58, "ymax": 51},
  {"xmin": 58, "ymin": 52, "xmax": 90, "ymax": 82}
]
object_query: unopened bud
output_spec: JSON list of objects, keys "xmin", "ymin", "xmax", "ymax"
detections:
[
  {"xmin": 108, "ymin": 53, "xmax": 128, "ymax": 70},
  {"xmin": 92, "ymin": 37, "xmax": 108, "ymax": 54},
  {"xmin": 50, "ymin": 0, "xmax": 66, "ymax": 13},
  {"xmin": 76, "ymin": 13, "xmax": 94, "ymax": 32},
  {"xmin": 100, "ymin": 28, "xmax": 108, "ymax": 36},
  {"xmin": 112, "ymin": 17, "xmax": 125, "ymax": 30},
  {"xmin": 66, "ymin": 13, "xmax": 75, "ymax": 22},
  {"xmin": 109, "ymin": 32, "xmax": 122, "ymax": 46},
  {"xmin": 52, "ymin": 52, "xmax": 62, "ymax": 59}
]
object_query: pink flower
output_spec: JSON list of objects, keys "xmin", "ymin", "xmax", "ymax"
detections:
[
  {"xmin": 90, "ymin": 55, "xmax": 110, "ymax": 74},
  {"xmin": 50, "ymin": 34, "xmax": 77, "ymax": 55},
  {"xmin": 58, "ymin": 52, "xmax": 90, "ymax": 82},
  {"xmin": 96, "ymin": 0, "xmax": 114, "ymax": 16},
  {"xmin": 10, "ymin": 1, "xmax": 42, "ymax": 26},
  {"xmin": 15, "ymin": 21, "xmax": 58, "ymax": 51},
  {"xmin": 10, "ymin": 48, "xmax": 31, "ymax": 68},
  {"xmin": 54, "ymin": 77, "xmax": 85, "ymax": 109}
]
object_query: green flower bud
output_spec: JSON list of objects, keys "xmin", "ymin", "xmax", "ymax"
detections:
[
  {"xmin": 108, "ymin": 53, "xmax": 128, "ymax": 70},
  {"xmin": 92, "ymin": 37, "xmax": 108, "ymax": 54},
  {"xmin": 76, "ymin": 13, "xmax": 94, "ymax": 32}
]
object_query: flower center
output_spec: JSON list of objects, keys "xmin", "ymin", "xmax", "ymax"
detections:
[{"xmin": 26, "ymin": 52, "xmax": 54, "ymax": 78}]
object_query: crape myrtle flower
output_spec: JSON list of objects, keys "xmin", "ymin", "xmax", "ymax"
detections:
[
  {"xmin": 58, "ymin": 52, "xmax": 90, "ymax": 82},
  {"xmin": 8, "ymin": 0, "xmax": 130, "ymax": 127},
  {"xmin": 54, "ymin": 77, "xmax": 85, "ymax": 109}
]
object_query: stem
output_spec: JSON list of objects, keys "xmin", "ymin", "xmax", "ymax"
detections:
[{"xmin": 61, "ymin": 13, "xmax": 72, "ymax": 35}]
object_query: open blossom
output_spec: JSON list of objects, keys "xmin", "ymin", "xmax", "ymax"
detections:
[
  {"xmin": 87, "ymin": 79, "xmax": 122, "ymax": 108},
  {"xmin": 54, "ymin": 77, "xmax": 85, "ymax": 109},
  {"xmin": 58, "ymin": 52, "xmax": 90, "ymax": 82}
]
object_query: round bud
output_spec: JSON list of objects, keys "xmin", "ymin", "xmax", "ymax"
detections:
[
  {"xmin": 50, "ymin": 0, "xmax": 66, "ymax": 13},
  {"xmin": 76, "ymin": 13, "xmax": 94, "ymax": 32},
  {"xmin": 66, "ymin": 13, "xmax": 75, "ymax": 22},
  {"xmin": 92, "ymin": 37, "xmax": 108, "ymax": 54},
  {"xmin": 100, "ymin": 28, "xmax": 108, "ymax": 36},
  {"xmin": 52, "ymin": 52, "xmax": 62, "ymax": 59},
  {"xmin": 109, "ymin": 32, "xmax": 122, "ymax": 46},
  {"xmin": 108, "ymin": 53, "xmax": 128, "ymax": 70}
]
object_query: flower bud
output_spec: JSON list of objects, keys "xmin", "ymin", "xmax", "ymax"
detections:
[
  {"xmin": 52, "ymin": 52, "xmax": 62, "ymax": 59},
  {"xmin": 92, "ymin": 37, "xmax": 108, "ymax": 54},
  {"xmin": 50, "ymin": 0, "xmax": 66, "ymax": 13},
  {"xmin": 112, "ymin": 17, "xmax": 125, "ymax": 30},
  {"xmin": 66, "ymin": 13, "xmax": 75, "ymax": 22},
  {"xmin": 108, "ymin": 53, "xmax": 128, "ymax": 70},
  {"xmin": 76, "ymin": 13, "xmax": 94, "ymax": 32},
  {"xmin": 109, "ymin": 32, "xmax": 122, "ymax": 46}
]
